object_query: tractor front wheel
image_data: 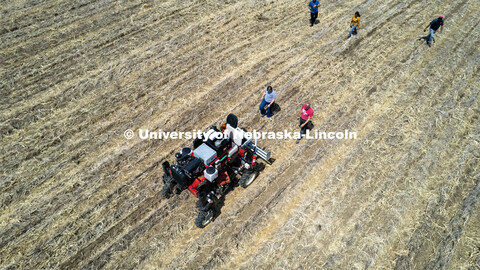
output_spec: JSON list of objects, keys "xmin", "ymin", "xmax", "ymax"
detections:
[
  {"xmin": 239, "ymin": 170, "xmax": 259, "ymax": 188},
  {"xmin": 195, "ymin": 210, "xmax": 215, "ymax": 228}
]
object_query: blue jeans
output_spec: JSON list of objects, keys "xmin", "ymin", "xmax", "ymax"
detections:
[
  {"xmin": 259, "ymin": 99, "xmax": 273, "ymax": 118},
  {"xmin": 428, "ymin": 28, "xmax": 436, "ymax": 43},
  {"xmin": 348, "ymin": 25, "xmax": 357, "ymax": 38}
]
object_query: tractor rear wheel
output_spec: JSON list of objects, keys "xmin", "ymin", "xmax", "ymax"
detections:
[{"xmin": 161, "ymin": 183, "xmax": 173, "ymax": 199}]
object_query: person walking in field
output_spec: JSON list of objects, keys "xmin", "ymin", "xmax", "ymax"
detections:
[
  {"xmin": 259, "ymin": 86, "xmax": 277, "ymax": 119},
  {"xmin": 309, "ymin": 0, "xmax": 320, "ymax": 27},
  {"xmin": 424, "ymin": 15, "xmax": 444, "ymax": 47},
  {"xmin": 296, "ymin": 102, "xmax": 314, "ymax": 143},
  {"xmin": 347, "ymin": 11, "xmax": 361, "ymax": 39}
]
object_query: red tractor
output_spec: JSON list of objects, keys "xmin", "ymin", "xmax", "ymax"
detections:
[{"xmin": 161, "ymin": 114, "xmax": 271, "ymax": 228}]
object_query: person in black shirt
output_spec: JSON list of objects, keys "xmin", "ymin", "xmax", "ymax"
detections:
[{"xmin": 424, "ymin": 15, "xmax": 444, "ymax": 47}]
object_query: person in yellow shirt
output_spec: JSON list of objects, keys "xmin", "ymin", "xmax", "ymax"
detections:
[{"xmin": 348, "ymin": 11, "xmax": 361, "ymax": 39}]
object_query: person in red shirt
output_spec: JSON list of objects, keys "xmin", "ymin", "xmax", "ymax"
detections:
[{"xmin": 297, "ymin": 102, "xmax": 314, "ymax": 143}]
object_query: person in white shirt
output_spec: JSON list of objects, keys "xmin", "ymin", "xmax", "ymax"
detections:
[{"xmin": 259, "ymin": 86, "xmax": 277, "ymax": 119}]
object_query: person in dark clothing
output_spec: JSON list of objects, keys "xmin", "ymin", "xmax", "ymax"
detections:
[
  {"xmin": 309, "ymin": 0, "xmax": 320, "ymax": 27},
  {"xmin": 424, "ymin": 15, "xmax": 444, "ymax": 47}
]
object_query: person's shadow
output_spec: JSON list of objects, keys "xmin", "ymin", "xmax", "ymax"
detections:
[
  {"xmin": 271, "ymin": 103, "xmax": 281, "ymax": 115},
  {"xmin": 419, "ymin": 34, "xmax": 435, "ymax": 44}
]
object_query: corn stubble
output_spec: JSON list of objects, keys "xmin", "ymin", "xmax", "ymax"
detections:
[{"xmin": 0, "ymin": 0, "xmax": 479, "ymax": 269}]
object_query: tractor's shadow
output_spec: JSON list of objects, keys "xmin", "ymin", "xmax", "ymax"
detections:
[{"xmin": 212, "ymin": 162, "xmax": 269, "ymax": 221}]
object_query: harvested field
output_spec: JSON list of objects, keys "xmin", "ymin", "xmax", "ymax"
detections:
[{"xmin": 1, "ymin": 0, "xmax": 479, "ymax": 269}]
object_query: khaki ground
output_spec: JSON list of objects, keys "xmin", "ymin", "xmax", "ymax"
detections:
[{"xmin": 1, "ymin": 0, "xmax": 479, "ymax": 269}]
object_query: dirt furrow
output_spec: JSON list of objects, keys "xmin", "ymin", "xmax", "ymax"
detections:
[{"xmin": 0, "ymin": 0, "xmax": 478, "ymax": 268}]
